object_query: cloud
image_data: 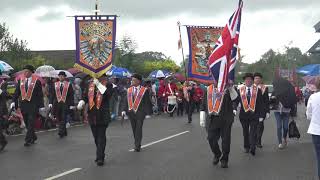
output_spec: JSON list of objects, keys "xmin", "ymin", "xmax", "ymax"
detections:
[
  {"xmin": 36, "ymin": 10, "xmax": 65, "ymax": 22},
  {"xmin": 0, "ymin": 0, "xmax": 319, "ymax": 20}
]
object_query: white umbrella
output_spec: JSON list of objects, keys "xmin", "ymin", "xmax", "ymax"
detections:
[
  {"xmin": 0, "ymin": 60, "xmax": 14, "ymax": 72},
  {"xmin": 35, "ymin": 65, "xmax": 55, "ymax": 77},
  {"xmin": 50, "ymin": 70, "xmax": 73, "ymax": 78}
]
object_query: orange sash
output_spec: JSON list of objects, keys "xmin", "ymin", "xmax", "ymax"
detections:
[
  {"xmin": 20, "ymin": 75, "xmax": 38, "ymax": 101},
  {"xmin": 240, "ymin": 85, "xmax": 258, "ymax": 112},
  {"xmin": 88, "ymin": 81, "xmax": 105, "ymax": 110},
  {"xmin": 55, "ymin": 81, "xmax": 70, "ymax": 103},
  {"xmin": 128, "ymin": 86, "xmax": 147, "ymax": 113},
  {"xmin": 207, "ymin": 85, "xmax": 224, "ymax": 114}
]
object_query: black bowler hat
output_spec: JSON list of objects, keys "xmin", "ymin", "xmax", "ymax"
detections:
[
  {"xmin": 131, "ymin": 73, "xmax": 142, "ymax": 81},
  {"xmin": 58, "ymin": 71, "xmax": 67, "ymax": 77},
  {"xmin": 23, "ymin": 65, "xmax": 35, "ymax": 73},
  {"xmin": 253, "ymin": 72, "xmax": 263, "ymax": 78},
  {"xmin": 242, "ymin": 72, "xmax": 254, "ymax": 80}
]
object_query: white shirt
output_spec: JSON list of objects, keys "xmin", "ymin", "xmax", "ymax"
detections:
[
  {"xmin": 27, "ymin": 77, "xmax": 32, "ymax": 86},
  {"xmin": 307, "ymin": 91, "xmax": 320, "ymax": 135},
  {"xmin": 246, "ymin": 86, "xmax": 253, "ymax": 96}
]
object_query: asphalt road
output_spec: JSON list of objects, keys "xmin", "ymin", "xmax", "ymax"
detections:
[{"xmin": 0, "ymin": 104, "xmax": 317, "ymax": 180}]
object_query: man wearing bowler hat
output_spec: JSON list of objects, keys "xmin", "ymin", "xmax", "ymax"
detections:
[
  {"xmin": 234, "ymin": 73, "xmax": 264, "ymax": 156},
  {"xmin": 11, "ymin": 65, "xmax": 44, "ymax": 147},
  {"xmin": 121, "ymin": 73, "xmax": 152, "ymax": 152},
  {"xmin": 49, "ymin": 71, "xmax": 74, "ymax": 138}
]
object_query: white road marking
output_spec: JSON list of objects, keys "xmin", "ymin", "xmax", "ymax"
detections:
[
  {"xmin": 44, "ymin": 168, "xmax": 82, "ymax": 180},
  {"xmin": 129, "ymin": 131, "xmax": 190, "ymax": 151}
]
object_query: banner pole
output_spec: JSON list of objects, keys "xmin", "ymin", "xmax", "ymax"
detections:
[{"xmin": 177, "ymin": 21, "xmax": 188, "ymax": 80}]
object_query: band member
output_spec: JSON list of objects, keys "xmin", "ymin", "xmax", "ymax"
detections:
[
  {"xmin": 0, "ymin": 72, "xmax": 8, "ymax": 151},
  {"xmin": 176, "ymin": 88, "xmax": 184, "ymax": 116},
  {"xmin": 193, "ymin": 83, "xmax": 204, "ymax": 113},
  {"xmin": 49, "ymin": 71, "xmax": 74, "ymax": 138},
  {"xmin": 121, "ymin": 74, "xmax": 152, "ymax": 152},
  {"xmin": 200, "ymin": 80, "xmax": 238, "ymax": 168},
  {"xmin": 11, "ymin": 65, "xmax": 44, "ymax": 147},
  {"xmin": 77, "ymin": 75, "xmax": 113, "ymax": 166},
  {"xmin": 234, "ymin": 73, "xmax": 264, "ymax": 156},
  {"xmin": 253, "ymin": 73, "xmax": 270, "ymax": 148},
  {"xmin": 163, "ymin": 78, "xmax": 178, "ymax": 117},
  {"xmin": 183, "ymin": 81, "xmax": 195, "ymax": 123}
]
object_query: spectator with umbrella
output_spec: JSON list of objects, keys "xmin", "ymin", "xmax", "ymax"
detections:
[{"xmin": 271, "ymin": 78, "xmax": 297, "ymax": 149}]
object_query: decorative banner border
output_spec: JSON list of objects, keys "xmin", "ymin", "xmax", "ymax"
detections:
[
  {"xmin": 74, "ymin": 15, "xmax": 117, "ymax": 78},
  {"xmin": 186, "ymin": 26, "xmax": 223, "ymax": 84}
]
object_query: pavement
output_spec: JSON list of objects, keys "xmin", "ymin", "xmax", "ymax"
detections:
[{"xmin": 0, "ymin": 104, "xmax": 318, "ymax": 180}]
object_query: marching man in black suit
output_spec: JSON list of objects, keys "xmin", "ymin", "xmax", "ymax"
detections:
[
  {"xmin": 49, "ymin": 71, "xmax": 74, "ymax": 138},
  {"xmin": 253, "ymin": 72, "xmax": 270, "ymax": 148},
  {"xmin": 11, "ymin": 65, "xmax": 44, "ymax": 147},
  {"xmin": 234, "ymin": 73, "xmax": 264, "ymax": 156},
  {"xmin": 0, "ymin": 71, "xmax": 8, "ymax": 151},
  {"xmin": 77, "ymin": 75, "xmax": 113, "ymax": 166},
  {"xmin": 200, "ymin": 80, "xmax": 238, "ymax": 168},
  {"xmin": 121, "ymin": 73, "xmax": 152, "ymax": 152}
]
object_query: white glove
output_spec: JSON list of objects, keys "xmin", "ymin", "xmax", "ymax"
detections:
[
  {"xmin": 200, "ymin": 111, "xmax": 206, "ymax": 127},
  {"xmin": 93, "ymin": 78, "xmax": 99, "ymax": 85},
  {"xmin": 233, "ymin": 110, "xmax": 237, "ymax": 116},
  {"xmin": 163, "ymin": 94, "xmax": 165, "ymax": 97},
  {"xmin": 96, "ymin": 82, "xmax": 107, "ymax": 94},
  {"xmin": 121, "ymin": 111, "xmax": 126, "ymax": 117},
  {"xmin": 69, "ymin": 106, "xmax": 75, "ymax": 110},
  {"xmin": 175, "ymin": 92, "xmax": 179, "ymax": 96},
  {"xmin": 259, "ymin": 118, "xmax": 264, "ymax": 122},
  {"xmin": 0, "ymin": 89, "xmax": 2, "ymax": 95},
  {"xmin": 266, "ymin": 113, "xmax": 270, "ymax": 119},
  {"xmin": 77, "ymin": 100, "xmax": 85, "ymax": 110},
  {"xmin": 39, "ymin": 107, "xmax": 46, "ymax": 112},
  {"xmin": 48, "ymin": 104, "xmax": 52, "ymax": 109},
  {"xmin": 10, "ymin": 102, "xmax": 15, "ymax": 109}
]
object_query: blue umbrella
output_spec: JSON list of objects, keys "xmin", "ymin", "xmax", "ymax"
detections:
[
  {"xmin": 297, "ymin": 64, "xmax": 320, "ymax": 76},
  {"xmin": 148, "ymin": 70, "xmax": 170, "ymax": 78},
  {"xmin": 106, "ymin": 66, "xmax": 132, "ymax": 78},
  {"xmin": 0, "ymin": 60, "xmax": 14, "ymax": 72}
]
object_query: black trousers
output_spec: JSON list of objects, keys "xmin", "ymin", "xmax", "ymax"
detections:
[
  {"xmin": 186, "ymin": 101, "xmax": 193, "ymax": 122},
  {"xmin": 240, "ymin": 118, "xmax": 258, "ymax": 151},
  {"xmin": 0, "ymin": 123, "xmax": 7, "ymax": 145},
  {"xmin": 256, "ymin": 121, "xmax": 264, "ymax": 145},
  {"xmin": 168, "ymin": 104, "xmax": 175, "ymax": 117},
  {"xmin": 208, "ymin": 123, "xmax": 233, "ymax": 161},
  {"xmin": 56, "ymin": 103, "xmax": 68, "ymax": 136},
  {"xmin": 22, "ymin": 111, "xmax": 37, "ymax": 143},
  {"xmin": 130, "ymin": 116, "xmax": 144, "ymax": 149},
  {"xmin": 177, "ymin": 102, "xmax": 184, "ymax": 116},
  {"xmin": 90, "ymin": 125, "xmax": 107, "ymax": 161},
  {"xmin": 193, "ymin": 101, "xmax": 200, "ymax": 113}
]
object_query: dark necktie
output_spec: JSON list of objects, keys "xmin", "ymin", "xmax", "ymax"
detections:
[
  {"xmin": 60, "ymin": 83, "xmax": 63, "ymax": 93},
  {"xmin": 25, "ymin": 79, "xmax": 29, "ymax": 92},
  {"xmin": 247, "ymin": 88, "xmax": 251, "ymax": 102}
]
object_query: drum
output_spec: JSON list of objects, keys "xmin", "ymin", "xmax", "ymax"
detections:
[{"xmin": 168, "ymin": 95, "xmax": 177, "ymax": 105}]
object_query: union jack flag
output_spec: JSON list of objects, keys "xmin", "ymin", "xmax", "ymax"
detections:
[{"xmin": 208, "ymin": 0, "xmax": 243, "ymax": 92}]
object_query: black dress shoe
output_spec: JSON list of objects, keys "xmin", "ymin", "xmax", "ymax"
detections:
[
  {"xmin": 220, "ymin": 160, "xmax": 228, "ymax": 168},
  {"xmin": 0, "ymin": 141, "xmax": 8, "ymax": 151},
  {"xmin": 213, "ymin": 156, "xmax": 221, "ymax": 165},
  {"xmin": 244, "ymin": 148, "xmax": 249, "ymax": 153},
  {"xmin": 250, "ymin": 149, "xmax": 256, "ymax": 156},
  {"xmin": 134, "ymin": 148, "xmax": 141, "ymax": 152},
  {"xmin": 96, "ymin": 159, "xmax": 104, "ymax": 166},
  {"xmin": 256, "ymin": 144, "xmax": 263, "ymax": 148}
]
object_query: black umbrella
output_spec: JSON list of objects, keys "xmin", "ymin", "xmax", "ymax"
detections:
[
  {"xmin": 272, "ymin": 78, "xmax": 297, "ymax": 108},
  {"xmin": 75, "ymin": 72, "xmax": 89, "ymax": 79}
]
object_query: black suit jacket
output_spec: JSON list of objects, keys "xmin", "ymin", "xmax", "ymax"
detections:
[
  {"xmin": 261, "ymin": 86, "xmax": 270, "ymax": 118},
  {"xmin": 49, "ymin": 81, "xmax": 74, "ymax": 107},
  {"xmin": 13, "ymin": 78, "xmax": 44, "ymax": 113},
  {"xmin": 120, "ymin": 86, "xmax": 152, "ymax": 121},
  {"xmin": 201, "ymin": 87, "xmax": 236, "ymax": 128},
  {"xmin": 0, "ymin": 82, "xmax": 8, "ymax": 117},
  {"xmin": 234, "ymin": 86, "xmax": 264, "ymax": 120},
  {"xmin": 83, "ymin": 82, "xmax": 113, "ymax": 126}
]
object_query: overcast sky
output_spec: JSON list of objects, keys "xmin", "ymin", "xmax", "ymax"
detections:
[{"xmin": 0, "ymin": 0, "xmax": 319, "ymax": 64}]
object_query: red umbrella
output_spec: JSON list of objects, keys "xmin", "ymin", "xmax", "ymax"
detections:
[
  {"xmin": 67, "ymin": 68, "xmax": 81, "ymax": 75},
  {"xmin": 14, "ymin": 71, "xmax": 45, "ymax": 85},
  {"xmin": 174, "ymin": 73, "xmax": 186, "ymax": 81}
]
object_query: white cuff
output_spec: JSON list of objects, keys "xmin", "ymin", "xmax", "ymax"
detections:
[{"xmin": 96, "ymin": 83, "xmax": 107, "ymax": 94}]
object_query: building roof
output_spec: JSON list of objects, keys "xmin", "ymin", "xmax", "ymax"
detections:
[
  {"xmin": 308, "ymin": 39, "xmax": 320, "ymax": 54},
  {"xmin": 315, "ymin": 21, "xmax": 320, "ymax": 33}
]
